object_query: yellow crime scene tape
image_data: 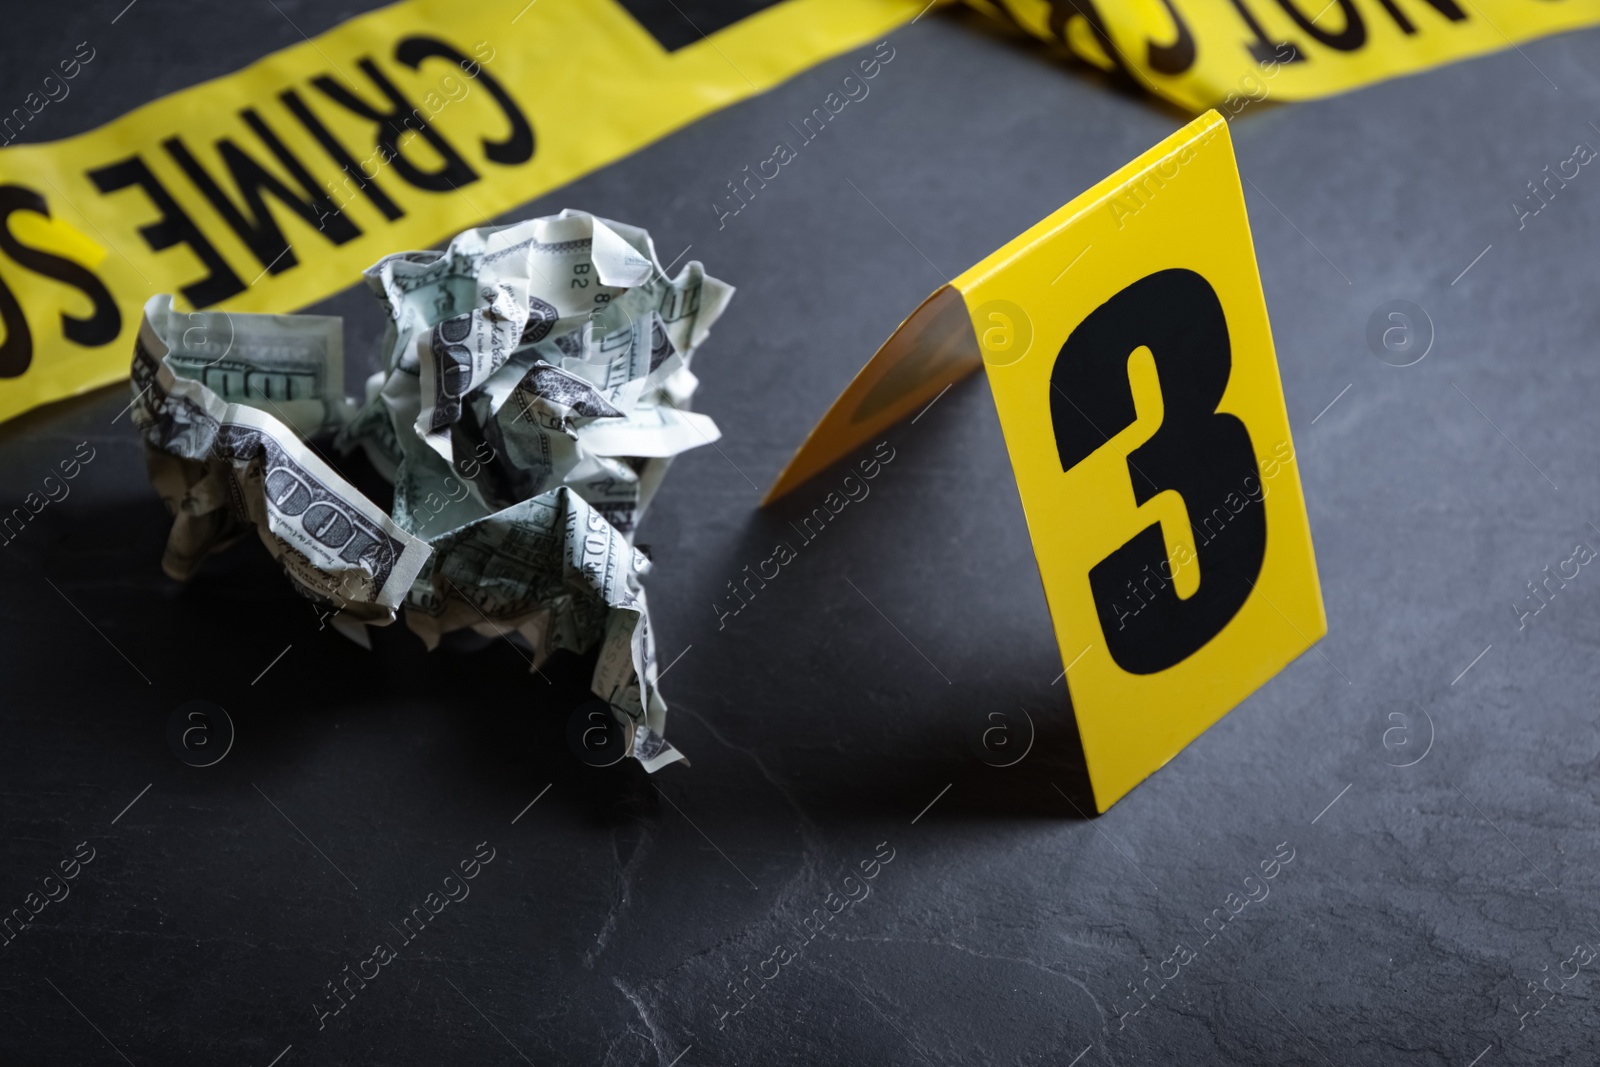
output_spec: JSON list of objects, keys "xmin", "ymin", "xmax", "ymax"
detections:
[
  {"xmin": 0, "ymin": 0, "xmax": 1593, "ymax": 426},
  {"xmin": 963, "ymin": 0, "xmax": 1596, "ymax": 112},
  {"xmin": 0, "ymin": 0, "xmax": 921, "ymax": 425}
]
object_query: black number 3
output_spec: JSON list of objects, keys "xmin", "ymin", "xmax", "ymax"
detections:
[{"xmin": 1050, "ymin": 269, "xmax": 1265, "ymax": 675}]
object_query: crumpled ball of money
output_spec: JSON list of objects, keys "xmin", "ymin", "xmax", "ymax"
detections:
[{"xmin": 130, "ymin": 210, "xmax": 733, "ymax": 771}]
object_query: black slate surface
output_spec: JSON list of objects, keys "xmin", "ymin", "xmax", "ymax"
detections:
[{"xmin": 3, "ymin": 2, "xmax": 1600, "ymax": 1065}]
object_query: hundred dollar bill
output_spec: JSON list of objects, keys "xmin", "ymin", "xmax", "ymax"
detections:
[
  {"xmin": 352, "ymin": 210, "xmax": 734, "ymax": 539},
  {"xmin": 133, "ymin": 211, "xmax": 730, "ymax": 770},
  {"xmin": 576, "ymin": 403, "xmax": 719, "ymax": 459},
  {"xmin": 416, "ymin": 301, "xmax": 526, "ymax": 445},
  {"xmin": 158, "ymin": 306, "xmax": 349, "ymax": 438},
  {"xmin": 483, "ymin": 287, "xmax": 731, "ymax": 533},
  {"xmin": 354, "ymin": 211, "xmax": 662, "ymax": 470},
  {"xmin": 131, "ymin": 295, "xmax": 430, "ymax": 625},
  {"xmin": 405, "ymin": 486, "xmax": 682, "ymax": 770},
  {"xmin": 341, "ymin": 369, "xmax": 405, "ymax": 481}
]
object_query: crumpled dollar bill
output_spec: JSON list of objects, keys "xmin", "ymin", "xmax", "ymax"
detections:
[
  {"xmin": 131, "ymin": 210, "xmax": 733, "ymax": 771},
  {"xmin": 132, "ymin": 296, "xmax": 429, "ymax": 633}
]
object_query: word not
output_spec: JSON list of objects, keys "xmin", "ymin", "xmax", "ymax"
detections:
[
  {"xmin": 0, "ymin": 840, "xmax": 96, "ymax": 947},
  {"xmin": 321, "ymin": 40, "xmax": 498, "ymax": 225},
  {"xmin": 1511, "ymin": 142, "xmax": 1597, "ymax": 229},
  {"xmin": 972, "ymin": 0, "xmax": 1512, "ymax": 113},
  {"xmin": 0, "ymin": 41, "xmax": 96, "ymax": 146},
  {"xmin": 714, "ymin": 440, "xmax": 895, "ymax": 630},
  {"xmin": 0, "ymin": 440, "xmax": 96, "ymax": 545},
  {"xmin": 1112, "ymin": 841, "xmax": 1294, "ymax": 1030},
  {"xmin": 1106, "ymin": 441, "xmax": 1294, "ymax": 630},
  {"xmin": 1511, "ymin": 538, "xmax": 1595, "ymax": 630},
  {"xmin": 710, "ymin": 841, "xmax": 895, "ymax": 1029},
  {"xmin": 711, "ymin": 41, "xmax": 895, "ymax": 230},
  {"xmin": 312, "ymin": 840, "xmax": 496, "ymax": 1029}
]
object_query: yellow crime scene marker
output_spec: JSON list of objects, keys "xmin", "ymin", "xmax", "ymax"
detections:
[{"xmin": 766, "ymin": 111, "xmax": 1326, "ymax": 811}]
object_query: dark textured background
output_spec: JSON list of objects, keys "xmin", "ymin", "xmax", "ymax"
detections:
[{"xmin": 2, "ymin": 1, "xmax": 1599, "ymax": 1064}]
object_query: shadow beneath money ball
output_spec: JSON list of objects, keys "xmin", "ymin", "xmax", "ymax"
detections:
[
  {"xmin": 3, "ymin": 482, "xmax": 658, "ymax": 827},
  {"xmin": 5, "ymin": 384, "xmax": 1097, "ymax": 836}
]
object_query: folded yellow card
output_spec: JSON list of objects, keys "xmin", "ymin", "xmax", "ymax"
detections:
[{"xmin": 768, "ymin": 111, "xmax": 1325, "ymax": 811}]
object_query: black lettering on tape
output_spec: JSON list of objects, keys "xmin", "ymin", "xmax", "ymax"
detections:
[
  {"xmin": 0, "ymin": 184, "xmax": 120, "ymax": 378},
  {"xmin": 1225, "ymin": 0, "xmax": 1305, "ymax": 63},
  {"xmin": 1145, "ymin": 0, "xmax": 1198, "ymax": 75},
  {"xmin": 87, "ymin": 155, "xmax": 245, "ymax": 308},
  {"xmin": 1370, "ymin": 0, "xmax": 1467, "ymax": 35},
  {"xmin": 162, "ymin": 109, "xmax": 362, "ymax": 275},
  {"xmin": 1047, "ymin": 0, "xmax": 1142, "ymax": 90},
  {"xmin": 1274, "ymin": 0, "xmax": 1365, "ymax": 51},
  {"xmin": 311, "ymin": 57, "xmax": 479, "ymax": 193},
  {"xmin": 280, "ymin": 88, "xmax": 406, "ymax": 223},
  {"xmin": 394, "ymin": 36, "xmax": 534, "ymax": 167},
  {"xmin": 0, "ymin": 261, "xmax": 30, "ymax": 378}
]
